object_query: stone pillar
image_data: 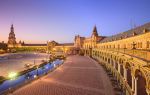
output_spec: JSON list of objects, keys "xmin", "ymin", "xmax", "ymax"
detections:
[
  {"xmin": 118, "ymin": 64, "xmax": 121, "ymax": 73},
  {"xmin": 114, "ymin": 60, "xmax": 116, "ymax": 69},
  {"xmin": 134, "ymin": 77, "xmax": 138, "ymax": 95},
  {"xmin": 146, "ymin": 89, "xmax": 150, "ymax": 95},
  {"xmin": 124, "ymin": 67, "xmax": 127, "ymax": 81},
  {"xmin": 132, "ymin": 76, "xmax": 135, "ymax": 91}
]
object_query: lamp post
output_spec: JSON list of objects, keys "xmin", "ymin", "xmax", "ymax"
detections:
[
  {"xmin": 24, "ymin": 63, "xmax": 30, "ymax": 79},
  {"xmin": 33, "ymin": 52, "xmax": 39, "ymax": 77},
  {"xmin": 123, "ymin": 47, "xmax": 126, "ymax": 54},
  {"xmin": 36, "ymin": 66, "xmax": 38, "ymax": 76},
  {"xmin": 131, "ymin": 42, "xmax": 136, "ymax": 55},
  {"xmin": 47, "ymin": 41, "xmax": 49, "ymax": 54},
  {"xmin": 8, "ymin": 72, "xmax": 18, "ymax": 94},
  {"xmin": 34, "ymin": 52, "xmax": 37, "ymax": 65}
]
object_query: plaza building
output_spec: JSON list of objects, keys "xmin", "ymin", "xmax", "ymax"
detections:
[
  {"xmin": 7, "ymin": 24, "xmax": 75, "ymax": 54},
  {"xmin": 74, "ymin": 26, "xmax": 106, "ymax": 54},
  {"xmin": 74, "ymin": 22, "xmax": 150, "ymax": 95},
  {"xmin": 47, "ymin": 40, "xmax": 75, "ymax": 55}
]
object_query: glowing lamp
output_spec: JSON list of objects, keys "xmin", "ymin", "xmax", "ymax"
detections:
[
  {"xmin": 54, "ymin": 64, "xmax": 56, "ymax": 67},
  {"xmin": 8, "ymin": 72, "xmax": 18, "ymax": 80},
  {"xmin": 33, "ymin": 75, "xmax": 37, "ymax": 78}
]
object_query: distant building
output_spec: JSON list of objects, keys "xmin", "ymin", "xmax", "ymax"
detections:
[
  {"xmin": 74, "ymin": 35, "xmax": 85, "ymax": 48},
  {"xmin": 82, "ymin": 26, "xmax": 106, "ymax": 49},
  {"xmin": 74, "ymin": 26, "xmax": 106, "ymax": 54},
  {"xmin": 7, "ymin": 24, "xmax": 23, "ymax": 48},
  {"xmin": 47, "ymin": 41, "xmax": 75, "ymax": 55},
  {"xmin": 7, "ymin": 24, "xmax": 75, "ymax": 54},
  {"xmin": 0, "ymin": 42, "xmax": 7, "ymax": 50}
]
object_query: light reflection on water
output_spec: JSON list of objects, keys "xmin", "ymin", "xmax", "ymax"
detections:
[{"xmin": 0, "ymin": 59, "xmax": 63, "ymax": 94}]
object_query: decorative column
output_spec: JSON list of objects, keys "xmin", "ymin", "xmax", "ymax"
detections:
[
  {"xmin": 134, "ymin": 77, "xmax": 138, "ymax": 95},
  {"xmin": 132, "ymin": 76, "xmax": 135, "ymax": 91}
]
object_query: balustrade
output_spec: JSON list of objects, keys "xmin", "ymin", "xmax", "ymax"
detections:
[{"xmin": 87, "ymin": 48, "xmax": 150, "ymax": 95}]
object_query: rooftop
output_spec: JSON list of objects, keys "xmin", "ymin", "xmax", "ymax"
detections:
[
  {"xmin": 100, "ymin": 22, "xmax": 150, "ymax": 43},
  {"xmin": 57, "ymin": 43, "xmax": 74, "ymax": 46},
  {"xmin": 23, "ymin": 44, "xmax": 47, "ymax": 46}
]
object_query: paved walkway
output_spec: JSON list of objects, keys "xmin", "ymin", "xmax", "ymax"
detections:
[{"xmin": 11, "ymin": 55, "xmax": 115, "ymax": 95}]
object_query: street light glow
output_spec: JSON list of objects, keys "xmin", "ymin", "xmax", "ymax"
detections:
[
  {"xmin": 53, "ymin": 48, "xmax": 56, "ymax": 51},
  {"xmin": 8, "ymin": 72, "xmax": 18, "ymax": 80},
  {"xmin": 33, "ymin": 75, "xmax": 37, "ymax": 78},
  {"xmin": 54, "ymin": 64, "xmax": 56, "ymax": 67}
]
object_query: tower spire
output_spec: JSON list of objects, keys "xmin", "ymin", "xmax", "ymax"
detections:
[
  {"xmin": 92, "ymin": 25, "xmax": 98, "ymax": 37},
  {"xmin": 11, "ymin": 24, "xmax": 14, "ymax": 33},
  {"xmin": 8, "ymin": 24, "xmax": 16, "ymax": 47}
]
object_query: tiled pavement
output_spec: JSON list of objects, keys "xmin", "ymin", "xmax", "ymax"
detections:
[{"xmin": 11, "ymin": 55, "xmax": 115, "ymax": 95}]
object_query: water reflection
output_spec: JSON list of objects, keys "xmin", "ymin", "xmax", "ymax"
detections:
[{"xmin": 0, "ymin": 59, "xmax": 63, "ymax": 94}]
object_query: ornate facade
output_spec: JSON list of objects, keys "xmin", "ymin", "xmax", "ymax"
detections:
[
  {"xmin": 74, "ymin": 23, "xmax": 150, "ymax": 95},
  {"xmin": 74, "ymin": 26, "xmax": 106, "ymax": 49}
]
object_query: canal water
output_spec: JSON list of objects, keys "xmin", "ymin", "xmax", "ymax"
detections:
[{"xmin": 0, "ymin": 59, "xmax": 63, "ymax": 94}]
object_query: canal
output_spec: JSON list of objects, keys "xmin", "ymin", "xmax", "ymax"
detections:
[{"xmin": 0, "ymin": 59, "xmax": 63, "ymax": 95}]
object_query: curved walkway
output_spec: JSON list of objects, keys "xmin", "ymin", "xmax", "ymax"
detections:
[{"xmin": 11, "ymin": 55, "xmax": 115, "ymax": 95}]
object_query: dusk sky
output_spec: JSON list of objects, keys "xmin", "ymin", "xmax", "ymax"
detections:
[{"xmin": 0, "ymin": 0, "xmax": 150, "ymax": 44}]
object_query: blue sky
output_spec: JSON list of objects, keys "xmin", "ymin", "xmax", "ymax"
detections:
[{"xmin": 0, "ymin": 0, "xmax": 150, "ymax": 43}]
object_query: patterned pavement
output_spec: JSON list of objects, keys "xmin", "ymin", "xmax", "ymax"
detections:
[{"xmin": 11, "ymin": 55, "xmax": 115, "ymax": 95}]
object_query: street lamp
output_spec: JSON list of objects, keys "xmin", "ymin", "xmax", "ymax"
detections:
[
  {"xmin": 36, "ymin": 66, "xmax": 39, "ymax": 76},
  {"xmin": 8, "ymin": 72, "xmax": 18, "ymax": 80},
  {"xmin": 54, "ymin": 63, "xmax": 56, "ymax": 68},
  {"xmin": 34, "ymin": 52, "xmax": 37, "ymax": 65}
]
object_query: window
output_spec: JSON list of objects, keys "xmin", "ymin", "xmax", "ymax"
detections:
[
  {"xmin": 140, "ymin": 42, "xmax": 142, "ymax": 48},
  {"xmin": 147, "ymin": 41, "xmax": 149, "ymax": 48}
]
